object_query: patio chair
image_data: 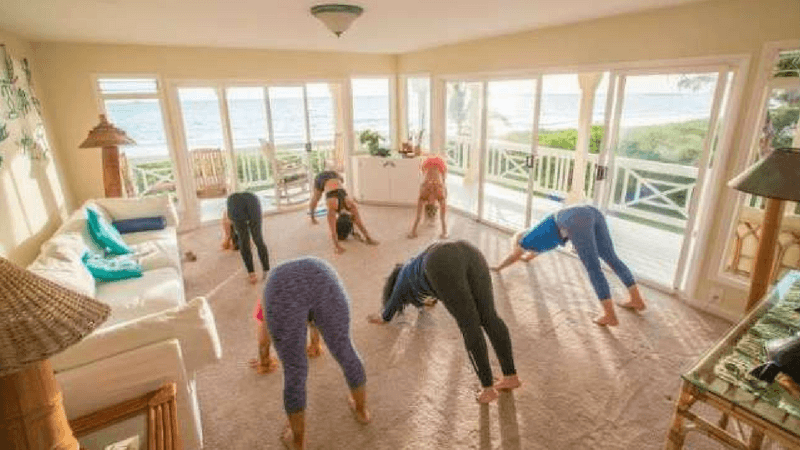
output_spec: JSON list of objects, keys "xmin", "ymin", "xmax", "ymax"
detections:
[
  {"xmin": 260, "ymin": 140, "xmax": 310, "ymax": 205},
  {"xmin": 192, "ymin": 148, "xmax": 228, "ymax": 199}
]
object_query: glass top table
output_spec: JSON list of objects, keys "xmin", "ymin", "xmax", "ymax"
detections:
[{"xmin": 668, "ymin": 271, "xmax": 800, "ymax": 448}]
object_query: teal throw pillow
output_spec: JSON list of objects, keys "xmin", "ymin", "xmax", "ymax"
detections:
[
  {"xmin": 86, "ymin": 207, "xmax": 131, "ymax": 255},
  {"xmin": 82, "ymin": 252, "xmax": 143, "ymax": 281}
]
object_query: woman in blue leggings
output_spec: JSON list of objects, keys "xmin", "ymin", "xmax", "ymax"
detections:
[
  {"xmin": 264, "ymin": 257, "xmax": 369, "ymax": 449},
  {"xmin": 492, "ymin": 205, "xmax": 646, "ymax": 326}
]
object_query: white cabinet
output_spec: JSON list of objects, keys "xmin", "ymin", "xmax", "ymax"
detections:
[{"xmin": 352, "ymin": 155, "xmax": 421, "ymax": 205}]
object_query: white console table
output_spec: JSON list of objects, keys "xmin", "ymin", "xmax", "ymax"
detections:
[{"xmin": 351, "ymin": 155, "xmax": 421, "ymax": 206}]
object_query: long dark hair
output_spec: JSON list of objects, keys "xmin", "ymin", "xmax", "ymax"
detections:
[
  {"xmin": 336, "ymin": 213, "xmax": 354, "ymax": 240},
  {"xmin": 382, "ymin": 264, "xmax": 403, "ymax": 310}
]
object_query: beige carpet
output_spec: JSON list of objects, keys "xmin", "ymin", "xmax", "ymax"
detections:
[{"xmin": 180, "ymin": 205, "xmax": 736, "ymax": 450}]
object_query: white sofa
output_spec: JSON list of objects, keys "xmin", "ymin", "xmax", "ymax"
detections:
[{"xmin": 27, "ymin": 195, "xmax": 221, "ymax": 450}]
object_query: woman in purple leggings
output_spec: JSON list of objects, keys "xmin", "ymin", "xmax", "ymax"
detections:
[
  {"xmin": 263, "ymin": 257, "xmax": 369, "ymax": 450},
  {"xmin": 493, "ymin": 204, "xmax": 646, "ymax": 326}
]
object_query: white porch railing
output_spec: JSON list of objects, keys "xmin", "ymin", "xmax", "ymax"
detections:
[
  {"xmin": 234, "ymin": 139, "xmax": 335, "ymax": 190},
  {"xmin": 446, "ymin": 137, "xmax": 700, "ymax": 229},
  {"xmin": 126, "ymin": 139, "xmax": 335, "ymax": 196}
]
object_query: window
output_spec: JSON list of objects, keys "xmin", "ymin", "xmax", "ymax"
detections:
[
  {"xmin": 96, "ymin": 77, "xmax": 176, "ymax": 199},
  {"xmin": 352, "ymin": 78, "xmax": 392, "ymax": 152},
  {"xmin": 724, "ymin": 46, "xmax": 800, "ymax": 282},
  {"xmin": 405, "ymin": 77, "xmax": 430, "ymax": 151}
]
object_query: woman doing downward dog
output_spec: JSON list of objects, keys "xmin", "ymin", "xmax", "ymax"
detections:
[
  {"xmin": 264, "ymin": 257, "xmax": 369, "ymax": 450},
  {"xmin": 368, "ymin": 240, "xmax": 520, "ymax": 403},
  {"xmin": 492, "ymin": 204, "xmax": 646, "ymax": 326},
  {"xmin": 408, "ymin": 155, "xmax": 448, "ymax": 239},
  {"xmin": 309, "ymin": 170, "xmax": 378, "ymax": 254}
]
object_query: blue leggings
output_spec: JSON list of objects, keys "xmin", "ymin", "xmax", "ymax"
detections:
[
  {"xmin": 263, "ymin": 257, "xmax": 366, "ymax": 414},
  {"xmin": 555, "ymin": 205, "xmax": 636, "ymax": 300}
]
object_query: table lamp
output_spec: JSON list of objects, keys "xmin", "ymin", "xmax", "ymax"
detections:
[
  {"xmin": 79, "ymin": 114, "xmax": 135, "ymax": 198},
  {"xmin": 728, "ymin": 147, "xmax": 800, "ymax": 311},
  {"xmin": 0, "ymin": 257, "xmax": 110, "ymax": 449}
]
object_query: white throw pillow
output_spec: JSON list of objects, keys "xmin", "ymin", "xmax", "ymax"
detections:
[
  {"xmin": 40, "ymin": 232, "xmax": 89, "ymax": 263},
  {"xmin": 28, "ymin": 255, "xmax": 96, "ymax": 298}
]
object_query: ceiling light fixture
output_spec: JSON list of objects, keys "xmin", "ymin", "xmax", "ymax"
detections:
[{"xmin": 310, "ymin": 4, "xmax": 364, "ymax": 38}]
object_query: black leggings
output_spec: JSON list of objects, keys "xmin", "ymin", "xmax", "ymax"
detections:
[
  {"xmin": 227, "ymin": 192, "xmax": 270, "ymax": 273},
  {"xmin": 424, "ymin": 240, "xmax": 516, "ymax": 387}
]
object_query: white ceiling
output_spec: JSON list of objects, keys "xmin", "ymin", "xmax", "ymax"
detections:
[{"xmin": 0, "ymin": 0, "xmax": 708, "ymax": 54}]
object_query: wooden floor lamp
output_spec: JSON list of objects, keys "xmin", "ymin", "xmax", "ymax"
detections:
[
  {"xmin": 728, "ymin": 147, "xmax": 800, "ymax": 311},
  {"xmin": 79, "ymin": 114, "xmax": 136, "ymax": 198},
  {"xmin": 0, "ymin": 257, "xmax": 110, "ymax": 449}
]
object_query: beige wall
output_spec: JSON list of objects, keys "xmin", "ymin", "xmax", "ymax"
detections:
[
  {"xmin": 397, "ymin": 0, "xmax": 800, "ymax": 319},
  {"xmin": 0, "ymin": 28, "xmax": 73, "ymax": 266},
  {"xmin": 31, "ymin": 42, "xmax": 396, "ymax": 205}
]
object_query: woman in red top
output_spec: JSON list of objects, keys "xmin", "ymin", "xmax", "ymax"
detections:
[{"xmin": 408, "ymin": 155, "xmax": 448, "ymax": 239}]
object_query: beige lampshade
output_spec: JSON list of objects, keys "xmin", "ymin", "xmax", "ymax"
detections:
[
  {"xmin": 0, "ymin": 257, "xmax": 110, "ymax": 375},
  {"xmin": 78, "ymin": 114, "xmax": 135, "ymax": 148},
  {"xmin": 728, "ymin": 148, "xmax": 800, "ymax": 201}
]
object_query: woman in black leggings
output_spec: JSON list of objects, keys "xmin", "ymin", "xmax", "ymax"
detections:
[
  {"xmin": 227, "ymin": 192, "xmax": 270, "ymax": 284},
  {"xmin": 367, "ymin": 240, "xmax": 521, "ymax": 403}
]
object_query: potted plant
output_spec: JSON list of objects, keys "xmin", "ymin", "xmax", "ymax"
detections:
[{"xmin": 359, "ymin": 129, "xmax": 391, "ymax": 157}]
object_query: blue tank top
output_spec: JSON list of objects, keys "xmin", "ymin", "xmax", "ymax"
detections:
[
  {"xmin": 381, "ymin": 251, "xmax": 434, "ymax": 322},
  {"xmin": 519, "ymin": 214, "xmax": 566, "ymax": 253}
]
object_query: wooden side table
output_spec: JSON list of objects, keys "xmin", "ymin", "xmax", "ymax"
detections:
[
  {"xmin": 69, "ymin": 383, "xmax": 181, "ymax": 450},
  {"xmin": 665, "ymin": 271, "xmax": 800, "ymax": 449}
]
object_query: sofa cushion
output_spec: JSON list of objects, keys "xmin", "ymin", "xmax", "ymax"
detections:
[
  {"xmin": 86, "ymin": 207, "xmax": 132, "ymax": 255},
  {"xmin": 51, "ymin": 297, "xmax": 222, "ymax": 375},
  {"xmin": 124, "ymin": 228, "xmax": 180, "ymax": 272},
  {"xmin": 94, "ymin": 195, "xmax": 179, "ymax": 227},
  {"xmin": 28, "ymin": 254, "xmax": 96, "ymax": 298},
  {"xmin": 95, "ymin": 267, "xmax": 185, "ymax": 328}
]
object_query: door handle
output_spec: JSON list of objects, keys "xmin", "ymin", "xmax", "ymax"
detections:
[{"xmin": 595, "ymin": 165, "xmax": 608, "ymax": 181}]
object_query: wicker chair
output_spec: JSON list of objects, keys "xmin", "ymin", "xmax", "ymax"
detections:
[
  {"xmin": 260, "ymin": 140, "xmax": 310, "ymax": 205},
  {"xmin": 192, "ymin": 148, "xmax": 228, "ymax": 199}
]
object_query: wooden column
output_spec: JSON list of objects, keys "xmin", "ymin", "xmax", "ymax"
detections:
[
  {"xmin": 0, "ymin": 360, "xmax": 79, "ymax": 450},
  {"xmin": 102, "ymin": 145, "xmax": 123, "ymax": 198},
  {"xmin": 746, "ymin": 197, "xmax": 785, "ymax": 311}
]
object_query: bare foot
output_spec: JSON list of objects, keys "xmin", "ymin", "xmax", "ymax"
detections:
[
  {"xmin": 367, "ymin": 314, "xmax": 386, "ymax": 324},
  {"xmin": 494, "ymin": 375, "xmax": 522, "ymax": 391},
  {"xmin": 365, "ymin": 238, "xmax": 379, "ymax": 245},
  {"xmin": 306, "ymin": 345, "xmax": 323, "ymax": 358},
  {"xmin": 281, "ymin": 424, "xmax": 303, "ymax": 450},
  {"xmin": 594, "ymin": 315, "xmax": 619, "ymax": 326},
  {"xmin": 248, "ymin": 272, "xmax": 258, "ymax": 284},
  {"xmin": 477, "ymin": 387, "xmax": 499, "ymax": 403},
  {"xmin": 334, "ymin": 246, "xmax": 346, "ymax": 255},
  {"xmin": 439, "ymin": 232, "xmax": 449, "ymax": 239},
  {"xmin": 407, "ymin": 232, "xmax": 418, "ymax": 239},
  {"xmin": 618, "ymin": 299, "xmax": 646, "ymax": 312},
  {"xmin": 248, "ymin": 357, "xmax": 278, "ymax": 374},
  {"xmin": 348, "ymin": 396, "xmax": 371, "ymax": 424}
]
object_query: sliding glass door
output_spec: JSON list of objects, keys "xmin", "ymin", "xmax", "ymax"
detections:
[
  {"xmin": 482, "ymin": 79, "xmax": 537, "ymax": 229},
  {"xmin": 445, "ymin": 81, "xmax": 484, "ymax": 216},
  {"xmin": 176, "ymin": 87, "xmax": 231, "ymax": 223},
  {"xmin": 172, "ymin": 82, "xmax": 340, "ymax": 225},
  {"xmin": 595, "ymin": 70, "xmax": 730, "ymax": 289}
]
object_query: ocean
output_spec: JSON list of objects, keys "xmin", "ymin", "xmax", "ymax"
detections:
[{"xmin": 107, "ymin": 92, "xmax": 715, "ymax": 159}]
